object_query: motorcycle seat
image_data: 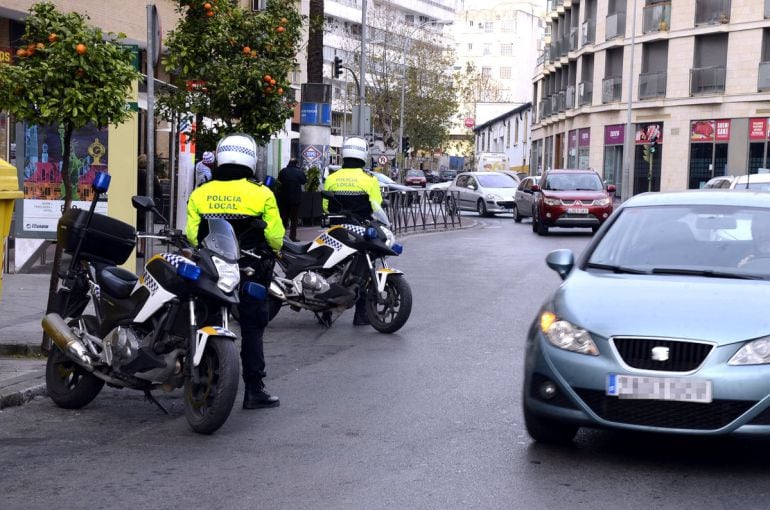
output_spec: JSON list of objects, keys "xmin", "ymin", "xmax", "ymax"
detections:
[
  {"xmin": 97, "ymin": 266, "xmax": 139, "ymax": 299},
  {"xmin": 282, "ymin": 239, "xmax": 312, "ymax": 255}
]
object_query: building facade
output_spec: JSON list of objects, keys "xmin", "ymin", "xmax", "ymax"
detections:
[
  {"xmin": 530, "ymin": 0, "xmax": 770, "ymax": 199},
  {"xmin": 473, "ymin": 102, "xmax": 533, "ymax": 173}
]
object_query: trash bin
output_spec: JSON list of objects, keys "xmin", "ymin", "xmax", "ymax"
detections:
[{"xmin": 0, "ymin": 158, "xmax": 23, "ymax": 299}]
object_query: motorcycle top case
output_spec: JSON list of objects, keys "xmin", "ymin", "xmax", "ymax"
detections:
[{"xmin": 57, "ymin": 208, "xmax": 136, "ymax": 265}]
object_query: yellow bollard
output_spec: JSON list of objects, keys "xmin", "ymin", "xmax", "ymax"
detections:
[{"xmin": 0, "ymin": 158, "xmax": 24, "ymax": 300}]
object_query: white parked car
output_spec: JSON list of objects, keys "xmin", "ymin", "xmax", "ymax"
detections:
[{"xmin": 445, "ymin": 171, "xmax": 518, "ymax": 216}]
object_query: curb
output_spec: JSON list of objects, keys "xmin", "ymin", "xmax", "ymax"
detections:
[
  {"xmin": 0, "ymin": 344, "xmax": 44, "ymax": 357},
  {"xmin": 0, "ymin": 380, "xmax": 47, "ymax": 410}
]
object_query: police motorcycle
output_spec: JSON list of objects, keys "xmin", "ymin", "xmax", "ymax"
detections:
[
  {"xmin": 42, "ymin": 172, "xmax": 256, "ymax": 434},
  {"xmin": 241, "ymin": 190, "xmax": 412, "ymax": 334}
]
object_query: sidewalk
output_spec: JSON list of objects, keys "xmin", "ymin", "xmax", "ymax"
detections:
[{"xmin": 0, "ymin": 225, "xmax": 329, "ymax": 410}]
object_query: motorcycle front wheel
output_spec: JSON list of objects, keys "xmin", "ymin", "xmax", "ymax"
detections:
[
  {"xmin": 45, "ymin": 315, "xmax": 105, "ymax": 409},
  {"xmin": 366, "ymin": 275, "xmax": 413, "ymax": 334},
  {"xmin": 184, "ymin": 337, "xmax": 239, "ymax": 435}
]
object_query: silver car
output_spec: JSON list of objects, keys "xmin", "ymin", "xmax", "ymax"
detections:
[
  {"xmin": 523, "ymin": 190, "xmax": 770, "ymax": 443},
  {"xmin": 446, "ymin": 171, "xmax": 517, "ymax": 216},
  {"xmin": 513, "ymin": 176, "xmax": 539, "ymax": 223}
]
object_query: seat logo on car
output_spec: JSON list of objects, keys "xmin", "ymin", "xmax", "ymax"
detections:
[{"xmin": 651, "ymin": 346, "xmax": 670, "ymax": 362}]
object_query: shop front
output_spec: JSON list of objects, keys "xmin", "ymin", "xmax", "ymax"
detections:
[
  {"xmin": 749, "ymin": 118, "xmax": 770, "ymax": 174},
  {"xmin": 633, "ymin": 122, "xmax": 663, "ymax": 194},
  {"xmin": 688, "ymin": 119, "xmax": 730, "ymax": 189},
  {"xmin": 603, "ymin": 124, "xmax": 624, "ymax": 197},
  {"xmin": 577, "ymin": 128, "xmax": 590, "ymax": 169}
]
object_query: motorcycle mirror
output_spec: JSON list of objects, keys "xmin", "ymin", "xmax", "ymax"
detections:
[{"xmin": 131, "ymin": 196, "xmax": 169, "ymax": 226}]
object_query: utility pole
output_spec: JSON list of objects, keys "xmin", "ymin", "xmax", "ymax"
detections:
[{"xmin": 621, "ymin": 0, "xmax": 638, "ymax": 201}]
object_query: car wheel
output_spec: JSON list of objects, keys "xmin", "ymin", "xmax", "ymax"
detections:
[
  {"xmin": 523, "ymin": 405, "xmax": 579, "ymax": 444},
  {"xmin": 591, "ymin": 226, "xmax": 600, "ymax": 234},
  {"xmin": 477, "ymin": 199, "xmax": 488, "ymax": 217},
  {"xmin": 513, "ymin": 204, "xmax": 522, "ymax": 223},
  {"xmin": 531, "ymin": 211, "xmax": 538, "ymax": 233},
  {"xmin": 536, "ymin": 218, "xmax": 549, "ymax": 236}
]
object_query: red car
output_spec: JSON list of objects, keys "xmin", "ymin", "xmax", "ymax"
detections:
[
  {"xmin": 404, "ymin": 169, "xmax": 427, "ymax": 188},
  {"xmin": 531, "ymin": 169, "xmax": 615, "ymax": 235}
]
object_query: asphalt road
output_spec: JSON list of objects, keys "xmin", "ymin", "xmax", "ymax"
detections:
[{"xmin": 3, "ymin": 215, "xmax": 770, "ymax": 509}]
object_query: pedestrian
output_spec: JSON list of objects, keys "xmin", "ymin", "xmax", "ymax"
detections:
[
  {"xmin": 323, "ymin": 136, "xmax": 384, "ymax": 326},
  {"xmin": 186, "ymin": 133, "xmax": 285, "ymax": 409},
  {"xmin": 276, "ymin": 157, "xmax": 306, "ymax": 242},
  {"xmin": 195, "ymin": 151, "xmax": 215, "ymax": 188}
]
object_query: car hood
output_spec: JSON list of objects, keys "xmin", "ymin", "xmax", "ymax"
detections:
[
  {"xmin": 552, "ymin": 270, "xmax": 770, "ymax": 344},
  {"xmin": 541, "ymin": 190, "xmax": 607, "ymax": 201},
  {"xmin": 481, "ymin": 186, "xmax": 516, "ymax": 196}
]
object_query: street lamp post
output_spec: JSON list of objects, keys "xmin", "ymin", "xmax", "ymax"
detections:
[{"xmin": 397, "ymin": 19, "xmax": 452, "ymax": 169}]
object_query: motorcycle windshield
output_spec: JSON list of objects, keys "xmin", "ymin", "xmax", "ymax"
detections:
[
  {"xmin": 372, "ymin": 207, "xmax": 391, "ymax": 227},
  {"xmin": 202, "ymin": 219, "xmax": 240, "ymax": 260}
]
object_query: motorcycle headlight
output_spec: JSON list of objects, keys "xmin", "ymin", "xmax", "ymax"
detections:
[
  {"xmin": 539, "ymin": 311, "xmax": 598, "ymax": 356},
  {"xmin": 729, "ymin": 337, "xmax": 770, "ymax": 365},
  {"xmin": 212, "ymin": 256, "xmax": 240, "ymax": 293},
  {"xmin": 380, "ymin": 226, "xmax": 396, "ymax": 247},
  {"xmin": 543, "ymin": 197, "xmax": 561, "ymax": 206},
  {"xmin": 594, "ymin": 197, "xmax": 611, "ymax": 206}
]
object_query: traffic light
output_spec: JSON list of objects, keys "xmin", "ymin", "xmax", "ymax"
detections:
[
  {"xmin": 333, "ymin": 56, "xmax": 343, "ymax": 78},
  {"xmin": 649, "ymin": 134, "xmax": 657, "ymax": 154},
  {"xmin": 402, "ymin": 136, "xmax": 410, "ymax": 154}
]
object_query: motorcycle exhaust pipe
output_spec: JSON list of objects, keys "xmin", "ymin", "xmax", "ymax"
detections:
[{"xmin": 42, "ymin": 313, "xmax": 92, "ymax": 367}]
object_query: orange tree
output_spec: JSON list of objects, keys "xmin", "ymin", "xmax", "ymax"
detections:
[
  {"xmin": 0, "ymin": 1, "xmax": 141, "ymax": 344},
  {"xmin": 159, "ymin": 0, "xmax": 303, "ymax": 149}
]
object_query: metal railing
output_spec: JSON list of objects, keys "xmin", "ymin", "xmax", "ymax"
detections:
[
  {"xmin": 543, "ymin": 97, "xmax": 552, "ymax": 117},
  {"xmin": 690, "ymin": 66, "xmax": 726, "ymax": 94},
  {"xmin": 759, "ymin": 62, "xmax": 770, "ymax": 91},
  {"xmin": 569, "ymin": 27, "xmax": 579, "ymax": 51},
  {"xmin": 566, "ymin": 85, "xmax": 576, "ymax": 109},
  {"xmin": 639, "ymin": 71, "xmax": 667, "ymax": 99},
  {"xmin": 558, "ymin": 90, "xmax": 566, "ymax": 112},
  {"xmin": 606, "ymin": 12, "xmax": 626, "ymax": 40},
  {"xmin": 581, "ymin": 19, "xmax": 595, "ymax": 46},
  {"xmin": 578, "ymin": 81, "xmax": 593, "ymax": 106},
  {"xmin": 384, "ymin": 189, "xmax": 462, "ymax": 235},
  {"xmin": 643, "ymin": 2, "xmax": 671, "ymax": 33},
  {"xmin": 695, "ymin": 0, "xmax": 731, "ymax": 25},
  {"xmin": 551, "ymin": 94, "xmax": 559, "ymax": 113},
  {"xmin": 602, "ymin": 76, "xmax": 622, "ymax": 103}
]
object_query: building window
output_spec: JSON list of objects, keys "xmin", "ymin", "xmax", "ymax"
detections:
[
  {"xmin": 484, "ymin": 22, "xmax": 493, "ymax": 32},
  {"xmin": 483, "ymin": 44, "xmax": 492, "ymax": 56},
  {"xmin": 515, "ymin": 118, "xmax": 520, "ymax": 144},
  {"xmin": 501, "ymin": 43, "xmax": 513, "ymax": 56},
  {"xmin": 506, "ymin": 122, "xmax": 511, "ymax": 148},
  {"xmin": 500, "ymin": 67, "xmax": 512, "ymax": 79},
  {"xmin": 481, "ymin": 67, "xmax": 492, "ymax": 79},
  {"xmin": 503, "ymin": 19, "xmax": 516, "ymax": 32},
  {"xmin": 468, "ymin": 43, "xmax": 473, "ymax": 50},
  {"xmin": 691, "ymin": 33, "xmax": 728, "ymax": 95},
  {"xmin": 405, "ymin": 14, "xmax": 414, "ymax": 25}
]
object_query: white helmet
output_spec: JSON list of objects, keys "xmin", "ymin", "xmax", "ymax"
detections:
[
  {"xmin": 216, "ymin": 133, "xmax": 257, "ymax": 174},
  {"xmin": 341, "ymin": 136, "xmax": 369, "ymax": 163}
]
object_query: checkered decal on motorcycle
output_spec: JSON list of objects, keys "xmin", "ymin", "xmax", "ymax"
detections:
[
  {"xmin": 159, "ymin": 252, "xmax": 196, "ymax": 268},
  {"xmin": 143, "ymin": 272, "xmax": 159, "ymax": 294},
  {"xmin": 342, "ymin": 225, "xmax": 366, "ymax": 236},
  {"xmin": 318, "ymin": 232, "xmax": 343, "ymax": 250}
]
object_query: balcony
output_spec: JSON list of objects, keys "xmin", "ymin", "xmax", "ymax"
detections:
[
  {"xmin": 569, "ymin": 27, "xmax": 579, "ymax": 51},
  {"xmin": 606, "ymin": 12, "xmax": 626, "ymax": 40},
  {"xmin": 602, "ymin": 76, "xmax": 622, "ymax": 103},
  {"xmin": 643, "ymin": 2, "xmax": 671, "ymax": 33},
  {"xmin": 550, "ymin": 41, "xmax": 559, "ymax": 62},
  {"xmin": 578, "ymin": 81, "xmax": 593, "ymax": 106},
  {"xmin": 581, "ymin": 20, "xmax": 595, "ymax": 46},
  {"xmin": 550, "ymin": 95, "xmax": 559, "ymax": 113},
  {"xmin": 695, "ymin": 0, "xmax": 731, "ymax": 26},
  {"xmin": 690, "ymin": 65, "xmax": 726, "ymax": 94},
  {"xmin": 557, "ymin": 90, "xmax": 566, "ymax": 112},
  {"xmin": 639, "ymin": 71, "xmax": 667, "ymax": 99},
  {"xmin": 537, "ymin": 52, "xmax": 546, "ymax": 66},
  {"xmin": 759, "ymin": 62, "xmax": 770, "ymax": 91},
  {"xmin": 566, "ymin": 85, "xmax": 576, "ymax": 109},
  {"xmin": 543, "ymin": 97, "xmax": 552, "ymax": 117},
  {"xmin": 560, "ymin": 36, "xmax": 568, "ymax": 57}
]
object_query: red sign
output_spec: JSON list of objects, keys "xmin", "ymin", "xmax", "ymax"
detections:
[
  {"xmin": 691, "ymin": 120, "xmax": 715, "ymax": 142},
  {"xmin": 749, "ymin": 118, "xmax": 767, "ymax": 141},
  {"xmin": 464, "ymin": 117, "xmax": 475, "ymax": 128},
  {"xmin": 185, "ymin": 80, "xmax": 207, "ymax": 92},
  {"xmin": 715, "ymin": 119, "xmax": 730, "ymax": 141},
  {"xmin": 635, "ymin": 123, "xmax": 663, "ymax": 144}
]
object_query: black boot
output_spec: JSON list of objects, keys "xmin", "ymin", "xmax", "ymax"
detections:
[
  {"xmin": 353, "ymin": 311, "xmax": 370, "ymax": 326},
  {"xmin": 243, "ymin": 382, "xmax": 280, "ymax": 409}
]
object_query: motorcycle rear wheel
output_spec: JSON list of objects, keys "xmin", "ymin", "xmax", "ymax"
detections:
[
  {"xmin": 184, "ymin": 337, "xmax": 239, "ymax": 435},
  {"xmin": 366, "ymin": 275, "xmax": 413, "ymax": 334},
  {"xmin": 45, "ymin": 315, "xmax": 105, "ymax": 409}
]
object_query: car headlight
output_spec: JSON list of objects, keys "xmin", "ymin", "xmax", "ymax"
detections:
[
  {"xmin": 543, "ymin": 197, "xmax": 561, "ymax": 206},
  {"xmin": 539, "ymin": 311, "xmax": 599, "ymax": 356},
  {"xmin": 594, "ymin": 197, "xmax": 611, "ymax": 206},
  {"xmin": 485, "ymin": 193, "xmax": 502, "ymax": 201},
  {"xmin": 212, "ymin": 256, "xmax": 240, "ymax": 293},
  {"xmin": 729, "ymin": 337, "xmax": 770, "ymax": 365}
]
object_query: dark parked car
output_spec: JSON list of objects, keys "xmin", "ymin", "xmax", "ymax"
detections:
[
  {"xmin": 439, "ymin": 169, "xmax": 457, "ymax": 182},
  {"xmin": 532, "ymin": 169, "xmax": 615, "ymax": 235}
]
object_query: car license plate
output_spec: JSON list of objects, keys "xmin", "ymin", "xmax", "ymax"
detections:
[
  {"xmin": 567, "ymin": 207, "xmax": 589, "ymax": 214},
  {"xmin": 607, "ymin": 374, "xmax": 712, "ymax": 403}
]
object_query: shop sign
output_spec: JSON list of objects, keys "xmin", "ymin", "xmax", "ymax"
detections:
[
  {"xmin": 715, "ymin": 119, "xmax": 730, "ymax": 141},
  {"xmin": 578, "ymin": 128, "xmax": 591, "ymax": 147},
  {"xmin": 691, "ymin": 120, "xmax": 731, "ymax": 142},
  {"xmin": 749, "ymin": 118, "xmax": 767, "ymax": 141},
  {"xmin": 604, "ymin": 124, "xmax": 624, "ymax": 145},
  {"xmin": 0, "ymin": 47, "xmax": 12, "ymax": 65}
]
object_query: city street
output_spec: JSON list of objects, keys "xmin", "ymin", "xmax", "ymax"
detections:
[{"xmin": 3, "ymin": 216, "xmax": 770, "ymax": 509}]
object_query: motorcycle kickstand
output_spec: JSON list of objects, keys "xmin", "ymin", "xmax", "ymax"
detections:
[
  {"xmin": 144, "ymin": 390, "xmax": 169, "ymax": 415},
  {"xmin": 315, "ymin": 311, "xmax": 334, "ymax": 328}
]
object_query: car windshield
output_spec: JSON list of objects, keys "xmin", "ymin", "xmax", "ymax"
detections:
[
  {"xmin": 477, "ymin": 174, "xmax": 516, "ymax": 188},
  {"xmin": 202, "ymin": 218, "xmax": 240, "ymax": 260},
  {"xmin": 406, "ymin": 170, "xmax": 424, "ymax": 177},
  {"xmin": 544, "ymin": 173, "xmax": 603, "ymax": 191},
  {"xmin": 587, "ymin": 205, "xmax": 770, "ymax": 279}
]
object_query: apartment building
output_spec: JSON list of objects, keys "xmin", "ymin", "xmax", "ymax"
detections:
[
  {"xmin": 530, "ymin": 0, "xmax": 770, "ymax": 199},
  {"xmin": 473, "ymin": 102, "xmax": 533, "ymax": 173}
]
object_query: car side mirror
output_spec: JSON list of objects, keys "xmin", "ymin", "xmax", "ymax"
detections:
[
  {"xmin": 531, "ymin": 184, "xmax": 541, "ymax": 192},
  {"xmin": 607, "ymin": 184, "xmax": 617, "ymax": 193},
  {"xmin": 546, "ymin": 249, "xmax": 574, "ymax": 280},
  {"xmin": 467, "ymin": 184, "xmax": 476, "ymax": 190}
]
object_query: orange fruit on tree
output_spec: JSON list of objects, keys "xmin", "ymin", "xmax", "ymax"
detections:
[
  {"xmin": 16, "ymin": 48, "xmax": 28, "ymax": 58},
  {"xmin": 269, "ymin": 79, "xmax": 276, "ymax": 85},
  {"xmin": 48, "ymin": 33, "xmax": 58, "ymax": 43},
  {"xmin": 263, "ymin": 75, "xmax": 272, "ymax": 83},
  {"xmin": 251, "ymin": 50, "xmax": 257, "ymax": 57},
  {"xmin": 76, "ymin": 43, "xmax": 87, "ymax": 55},
  {"xmin": 276, "ymin": 26, "xmax": 285, "ymax": 33},
  {"xmin": 206, "ymin": 10, "xmax": 214, "ymax": 17},
  {"xmin": 203, "ymin": 2, "xmax": 212, "ymax": 9},
  {"xmin": 280, "ymin": 17, "xmax": 288, "ymax": 25},
  {"xmin": 36, "ymin": 43, "xmax": 45, "ymax": 50},
  {"xmin": 242, "ymin": 46, "xmax": 251, "ymax": 54},
  {"xmin": 277, "ymin": 87, "xmax": 284, "ymax": 94}
]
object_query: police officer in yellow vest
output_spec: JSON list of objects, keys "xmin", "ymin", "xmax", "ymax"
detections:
[
  {"xmin": 323, "ymin": 136, "xmax": 384, "ymax": 325},
  {"xmin": 186, "ymin": 133, "xmax": 284, "ymax": 409}
]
